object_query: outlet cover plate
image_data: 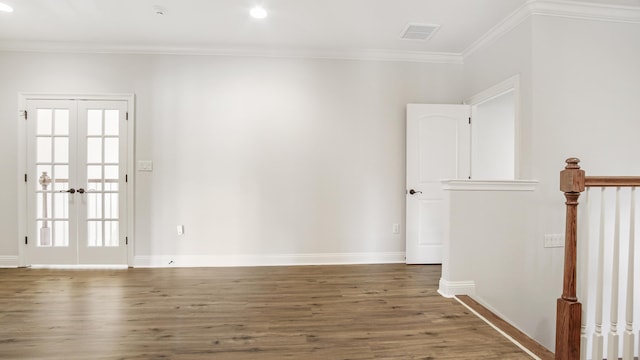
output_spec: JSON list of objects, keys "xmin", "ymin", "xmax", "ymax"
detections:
[{"xmin": 544, "ymin": 234, "xmax": 564, "ymax": 248}]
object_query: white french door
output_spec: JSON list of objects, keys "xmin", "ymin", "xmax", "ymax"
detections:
[{"xmin": 25, "ymin": 99, "xmax": 129, "ymax": 265}]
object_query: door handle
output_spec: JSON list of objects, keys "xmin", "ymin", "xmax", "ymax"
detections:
[
  {"xmin": 408, "ymin": 189, "xmax": 422, "ymax": 195},
  {"xmin": 58, "ymin": 188, "xmax": 85, "ymax": 194}
]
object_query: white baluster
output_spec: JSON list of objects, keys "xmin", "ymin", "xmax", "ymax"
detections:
[
  {"xmin": 579, "ymin": 188, "xmax": 590, "ymax": 360},
  {"xmin": 608, "ymin": 188, "xmax": 621, "ymax": 360},
  {"xmin": 622, "ymin": 187, "xmax": 636, "ymax": 360},
  {"xmin": 592, "ymin": 188, "xmax": 606, "ymax": 360}
]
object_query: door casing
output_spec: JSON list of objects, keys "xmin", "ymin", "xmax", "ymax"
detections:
[
  {"xmin": 465, "ymin": 74, "xmax": 520, "ymax": 180},
  {"xmin": 18, "ymin": 93, "xmax": 135, "ymax": 267}
]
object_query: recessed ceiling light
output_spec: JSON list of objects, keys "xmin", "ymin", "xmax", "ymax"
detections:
[
  {"xmin": 0, "ymin": 2, "xmax": 14, "ymax": 13},
  {"xmin": 250, "ymin": 6, "xmax": 267, "ymax": 19}
]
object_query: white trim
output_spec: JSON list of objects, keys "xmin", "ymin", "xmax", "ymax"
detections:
[
  {"xmin": 30, "ymin": 264, "xmax": 128, "ymax": 270},
  {"xmin": 529, "ymin": 0, "xmax": 640, "ymax": 24},
  {"xmin": 17, "ymin": 93, "xmax": 134, "ymax": 101},
  {"xmin": 125, "ymin": 97, "xmax": 135, "ymax": 268},
  {"xmin": 0, "ymin": 41, "xmax": 463, "ymax": 64},
  {"xmin": 17, "ymin": 95, "xmax": 27, "ymax": 267},
  {"xmin": 465, "ymin": 75, "xmax": 522, "ymax": 179},
  {"xmin": 17, "ymin": 93, "xmax": 135, "ymax": 267},
  {"xmin": 454, "ymin": 296, "xmax": 542, "ymax": 360},
  {"xmin": 0, "ymin": 256, "xmax": 19, "ymax": 268},
  {"xmin": 463, "ymin": 0, "xmax": 640, "ymax": 59},
  {"xmin": 463, "ymin": 2, "xmax": 532, "ymax": 59},
  {"xmin": 465, "ymin": 75, "xmax": 521, "ymax": 106},
  {"xmin": 134, "ymin": 252, "xmax": 406, "ymax": 268},
  {"xmin": 441, "ymin": 180, "xmax": 538, "ymax": 191},
  {"xmin": 438, "ymin": 278, "xmax": 476, "ymax": 298}
]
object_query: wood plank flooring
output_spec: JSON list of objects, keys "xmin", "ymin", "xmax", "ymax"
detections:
[
  {"xmin": 0, "ymin": 264, "xmax": 534, "ymax": 359},
  {"xmin": 456, "ymin": 295, "xmax": 553, "ymax": 360}
]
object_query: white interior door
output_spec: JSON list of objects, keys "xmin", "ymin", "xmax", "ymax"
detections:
[
  {"xmin": 25, "ymin": 99, "xmax": 128, "ymax": 265},
  {"xmin": 406, "ymin": 104, "xmax": 470, "ymax": 264}
]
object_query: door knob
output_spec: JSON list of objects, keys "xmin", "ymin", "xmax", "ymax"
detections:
[
  {"xmin": 61, "ymin": 188, "xmax": 76, "ymax": 194},
  {"xmin": 408, "ymin": 189, "xmax": 422, "ymax": 195},
  {"xmin": 77, "ymin": 188, "xmax": 85, "ymax": 194}
]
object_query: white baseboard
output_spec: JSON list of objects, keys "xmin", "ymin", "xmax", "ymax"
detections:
[
  {"xmin": 438, "ymin": 278, "xmax": 476, "ymax": 298},
  {"xmin": 134, "ymin": 252, "xmax": 405, "ymax": 268},
  {"xmin": 30, "ymin": 265, "xmax": 128, "ymax": 270},
  {"xmin": 0, "ymin": 256, "xmax": 19, "ymax": 268}
]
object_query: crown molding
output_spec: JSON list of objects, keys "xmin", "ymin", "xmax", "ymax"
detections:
[
  {"xmin": 529, "ymin": 0, "xmax": 640, "ymax": 23},
  {"xmin": 463, "ymin": 1, "xmax": 532, "ymax": 59},
  {"xmin": 463, "ymin": 0, "xmax": 640, "ymax": 59},
  {"xmin": 1, "ymin": 1, "xmax": 637, "ymax": 64},
  {"xmin": 0, "ymin": 40, "xmax": 463, "ymax": 64}
]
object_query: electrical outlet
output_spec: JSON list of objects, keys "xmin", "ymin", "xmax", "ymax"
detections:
[
  {"xmin": 177, "ymin": 225, "xmax": 184, "ymax": 235},
  {"xmin": 544, "ymin": 234, "xmax": 564, "ymax": 248}
]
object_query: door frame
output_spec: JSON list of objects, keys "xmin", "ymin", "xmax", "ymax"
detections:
[
  {"xmin": 17, "ymin": 93, "xmax": 135, "ymax": 267},
  {"xmin": 464, "ymin": 74, "xmax": 521, "ymax": 180}
]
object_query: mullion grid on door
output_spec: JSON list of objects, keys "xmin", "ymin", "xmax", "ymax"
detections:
[
  {"xmin": 86, "ymin": 108, "xmax": 119, "ymax": 247},
  {"xmin": 35, "ymin": 108, "xmax": 70, "ymax": 247}
]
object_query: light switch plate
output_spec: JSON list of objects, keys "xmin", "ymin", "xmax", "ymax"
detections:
[{"xmin": 137, "ymin": 160, "xmax": 153, "ymax": 172}]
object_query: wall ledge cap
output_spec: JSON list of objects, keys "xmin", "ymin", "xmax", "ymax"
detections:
[{"xmin": 441, "ymin": 179, "xmax": 538, "ymax": 191}]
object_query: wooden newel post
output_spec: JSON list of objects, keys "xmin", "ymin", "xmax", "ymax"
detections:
[{"xmin": 555, "ymin": 158, "xmax": 585, "ymax": 360}]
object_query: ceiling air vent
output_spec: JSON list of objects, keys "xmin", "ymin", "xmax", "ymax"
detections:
[{"xmin": 400, "ymin": 23, "xmax": 440, "ymax": 41}]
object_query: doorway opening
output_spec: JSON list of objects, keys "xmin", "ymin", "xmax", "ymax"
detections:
[{"xmin": 466, "ymin": 75, "xmax": 519, "ymax": 180}]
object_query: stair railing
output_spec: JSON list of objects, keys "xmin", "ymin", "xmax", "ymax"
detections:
[{"xmin": 556, "ymin": 158, "xmax": 640, "ymax": 360}]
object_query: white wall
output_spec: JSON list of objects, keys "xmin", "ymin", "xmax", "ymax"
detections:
[
  {"xmin": 530, "ymin": 15, "xmax": 640, "ymax": 348},
  {"xmin": 0, "ymin": 51, "xmax": 464, "ymax": 265},
  {"xmin": 0, "ymin": 53, "xmax": 154, "ymax": 263},
  {"xmin": 462, "ymin": 16, "xmax": 550, "ymax": 345},
  {"xmin": 444, "ymin": 185, "xmax": 537, "ymax": 305},
  {"xmin": 460, "ymin": 14, "xmax": 640, "ymax": 351}
]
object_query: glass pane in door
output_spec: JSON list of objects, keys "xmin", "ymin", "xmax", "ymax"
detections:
[
  {"xmin": 35, "ymin": 108, "xmax": 70, "ymax": 247},
  {"xmin": 85, "ymin": 108, "xmax": 120, "ymax": 248}
]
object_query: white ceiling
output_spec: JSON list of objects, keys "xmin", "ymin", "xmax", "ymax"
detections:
[
  {"xmin": 0, "ymin": 0, "xmax": 529, "ymax": 54},
  {"xmin": 0, "ymin": 0, "xmax": 638, "ymax": 57}
]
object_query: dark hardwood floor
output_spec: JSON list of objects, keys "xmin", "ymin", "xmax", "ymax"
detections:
[{"xmin": 0, "ymin": 264, "xmax": 534, "ymax": 359}]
